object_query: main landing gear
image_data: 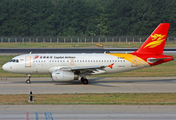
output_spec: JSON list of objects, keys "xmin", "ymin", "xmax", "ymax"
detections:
[
  {"xmin": 26, "ymin": 74, "xmax": 31, "ymax": 84},
  {"xmin": 81, "ymin": 77, "xmax": 89, "ymax": 85}
]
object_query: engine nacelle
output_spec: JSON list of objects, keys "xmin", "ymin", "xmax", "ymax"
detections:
[{"xmin": 51, "ymin": 71, "xmax": 79, "ymax": 81}]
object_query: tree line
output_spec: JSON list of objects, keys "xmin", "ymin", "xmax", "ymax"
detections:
[{"xmin": 0, "ymin": 0, "xmax": 176, "ymax": 37}]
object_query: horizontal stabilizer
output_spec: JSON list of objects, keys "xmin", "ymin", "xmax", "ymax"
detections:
[{"xmin": 147, "ymin": 57, "xmax": 172, "ymax": 63}]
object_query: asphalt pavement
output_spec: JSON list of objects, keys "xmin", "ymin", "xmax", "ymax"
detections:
[
  {"xmin": 0, "ymin": 77, "xmax": 176, "ymax": 94},
  {"xmin": 1, "ymin": 105, "xmax": 176, "ymax": 120}
]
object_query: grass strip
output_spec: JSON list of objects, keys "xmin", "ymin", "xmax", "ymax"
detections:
[
  {"xmin": 0, "ymin": 93, "xmax": 176, "ymax": 105},
  {"xmin": 0, "ymin": 42, "xmax": 176, "ymax": 48}
]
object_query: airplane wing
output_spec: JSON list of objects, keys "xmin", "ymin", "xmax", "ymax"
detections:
[
  {"xmin": 49, "ymin": 63, "xmax": 114, "ymax": 74},
  {"xmin": 61, "ymin": 63, "xmax": 114, "ymax": 70},
  {"xmin": 61, "ymin": 65, "xmax": 109, "ymax": 74},
  {"xmin": 60, "ymin": 65, "xmax": 106, "ymax": 71}
]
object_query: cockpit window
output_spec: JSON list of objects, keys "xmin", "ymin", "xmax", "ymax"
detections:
[{"xmin": 10, "ymin": 59, "xmax": 19, "ymax": 63}]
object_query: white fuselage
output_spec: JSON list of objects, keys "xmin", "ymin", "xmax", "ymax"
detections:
[{"xmin": 3, "ymin": 53, "xmax": 141, "ymax": 75}]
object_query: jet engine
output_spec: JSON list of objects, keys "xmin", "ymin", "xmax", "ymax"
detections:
[{"xmin": 51, "ymin": 70, "xmax": 79, "ymax": 81}]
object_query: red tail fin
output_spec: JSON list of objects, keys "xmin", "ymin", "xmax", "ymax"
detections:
[{"xmin": 134, "ymin": 23, "xmax": 170, "ymax": 55}]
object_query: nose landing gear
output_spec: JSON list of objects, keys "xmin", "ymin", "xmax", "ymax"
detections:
[{"xmin": 26, "ymin": 74, "xmax": 31, "ymax": 84}]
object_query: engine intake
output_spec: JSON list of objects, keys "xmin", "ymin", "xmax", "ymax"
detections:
[{"xmin": 51, "ymin": 70, "xmax": 78, "ymax": 81}]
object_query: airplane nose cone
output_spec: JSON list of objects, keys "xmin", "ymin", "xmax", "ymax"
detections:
[{"xmin": 2, "ymin": 63, "xmax": 9, "ymax": 72}]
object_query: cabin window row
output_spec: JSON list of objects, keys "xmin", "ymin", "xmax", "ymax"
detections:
[
  {"xmin": 39, "ymin": 56, "xmax": 123, "ymax": 59},
  {"xmin": 33, "ymin": 60, "xmax": 125, "ymax": 63}
]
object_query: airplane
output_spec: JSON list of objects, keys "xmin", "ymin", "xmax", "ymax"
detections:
[{"xmin": 2, "ymin": 23, "xmax": 174, "ymax": 85}]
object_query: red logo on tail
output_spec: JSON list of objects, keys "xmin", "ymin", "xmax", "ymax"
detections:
[
  {"xmin": 134, "ymin": 23, "xmax": 170, "ymax": 55},
  {"xmin": 108, "ymin": 63, "xmax": 114, "ymax": 69}
]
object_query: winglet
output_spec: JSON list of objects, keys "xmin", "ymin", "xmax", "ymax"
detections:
[{"xmin": 108, "ymin": 63, "xmax": 114, "ymax": 69}]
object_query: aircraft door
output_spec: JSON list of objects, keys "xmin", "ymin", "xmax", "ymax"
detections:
[
  {"xmin": 70, "ymin": 59, "xmax": 74, "ymax": 65},
  {"xmin": 25, "ymin": 56, "xmax": 31, "ymax": 67}
]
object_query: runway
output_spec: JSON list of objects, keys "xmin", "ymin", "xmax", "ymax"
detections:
[
  {"xmin": 0, "ymin": 77, "xmax": 176, "ymax": 94},
  {"xmin": 1, "ymin": 77, "xmax": 176, "ymax": 120},
  {"xmin": 0, "ymin": 48, "xmax": 176, "ymax": 54},
  {"xmin": 1, "ymin": 105, "xmax": 176, "ymax": 120}
]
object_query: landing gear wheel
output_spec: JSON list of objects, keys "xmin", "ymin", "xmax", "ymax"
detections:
[
  {"xmin": 26, "ymin": 74, "xmax": 31, "ymax": 84},
  {"xmin": 81, "ymin": 77, "xmax": 84, "ymax": 83},
  {"xmin": 81, "ymin": 77, "xmax": 89, "ymax": 85},
  {"xmin": 83, "ymin": 79, "xmax": 89, "ymax": 85},
  {"xmin": 26, "ymin": 79, "xmax": 31, "ymax": 84}
]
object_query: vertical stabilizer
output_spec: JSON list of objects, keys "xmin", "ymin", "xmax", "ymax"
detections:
[{"xmin": 134, "ymin": 23, "xmax": 170, "ymax": 55}]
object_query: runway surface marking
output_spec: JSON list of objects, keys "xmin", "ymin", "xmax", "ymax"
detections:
[{"xmin": 1, "ymin": 105, "xmax": 176, "ymax": 120}]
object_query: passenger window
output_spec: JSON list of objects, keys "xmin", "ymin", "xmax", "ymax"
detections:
[{"xmin": 107, "ymin": 60, "xmax": 109, "ymax": 62}]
